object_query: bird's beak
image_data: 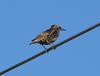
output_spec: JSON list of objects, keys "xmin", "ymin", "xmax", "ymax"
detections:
[{"xmin": 60, "ymin": 28, "xmax": 66, "ymax": 31}]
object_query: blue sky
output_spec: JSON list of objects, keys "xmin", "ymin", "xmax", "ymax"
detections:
[{"xmin": 0, "ymin": 0, "xmax": 100, "ymax": 76}]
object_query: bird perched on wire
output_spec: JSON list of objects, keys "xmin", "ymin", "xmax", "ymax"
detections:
[{"xmin": 29, "ymin": 24, "xmax": 65, "ymax": 49}]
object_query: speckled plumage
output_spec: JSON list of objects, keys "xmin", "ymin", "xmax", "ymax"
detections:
[{"xmin": 29, "ymin": 24, "xmax": 65, "ymax": 49}]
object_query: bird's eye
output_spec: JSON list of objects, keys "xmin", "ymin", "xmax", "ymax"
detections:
[{"xmin": 59, "ymin": 27, "xmax": 61, "ymax": 29}]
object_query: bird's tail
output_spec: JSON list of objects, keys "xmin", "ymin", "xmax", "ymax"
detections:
[
  {"xmin": 29, "ymin": 42, "xmax": 33, "ymax": 46},
  {"xmin": 29, "ymin": 39, "xmax": 39, "ymax": 46}
]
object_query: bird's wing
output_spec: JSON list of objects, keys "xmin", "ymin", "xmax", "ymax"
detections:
[
  {"xmin": 33, "ymin": 30, "xmax": 49, "ymax": 41},
  {"xmin": 42, "ymin": 29, "xmax": 54, "ymax": 36}
]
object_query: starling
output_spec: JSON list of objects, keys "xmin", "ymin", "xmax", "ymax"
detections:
[{"xmin": 29, "ymin": 24, "xmax": 65, "ymax": 49}]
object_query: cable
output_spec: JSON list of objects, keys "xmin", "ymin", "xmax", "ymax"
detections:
[{"xmin": 0, "ymin": 23, "xmax": 100, "ymax": 75}]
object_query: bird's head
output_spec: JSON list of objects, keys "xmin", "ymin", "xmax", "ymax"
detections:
[{"xmin": 51, "ymin": 24, "xmax": 66, "ymax": 31}]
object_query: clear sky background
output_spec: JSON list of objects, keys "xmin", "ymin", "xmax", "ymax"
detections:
[{"xmin": 0, "ymin": 0, "xmax": 100, "ymax": 76}]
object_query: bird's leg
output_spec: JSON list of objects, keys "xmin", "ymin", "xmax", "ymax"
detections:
[
  {"xmin": 51, "ymin": 43, "xmax": 56, "ymax": 50},
  {"xmin": 41, "ymin": 44, "xmax": 46, "ymax": 49},
  {"xmin": 41, "ymin": 44, "xmax": 49, "ymax": 53},
  {"xmin": 45, "ymin": 40, "xmax": 56, "ymax": 50}
]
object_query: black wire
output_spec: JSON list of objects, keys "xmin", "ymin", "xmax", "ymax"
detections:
[{"xmin": 0, "ymin": 23, "xmax": 100, "ymax": 75}]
